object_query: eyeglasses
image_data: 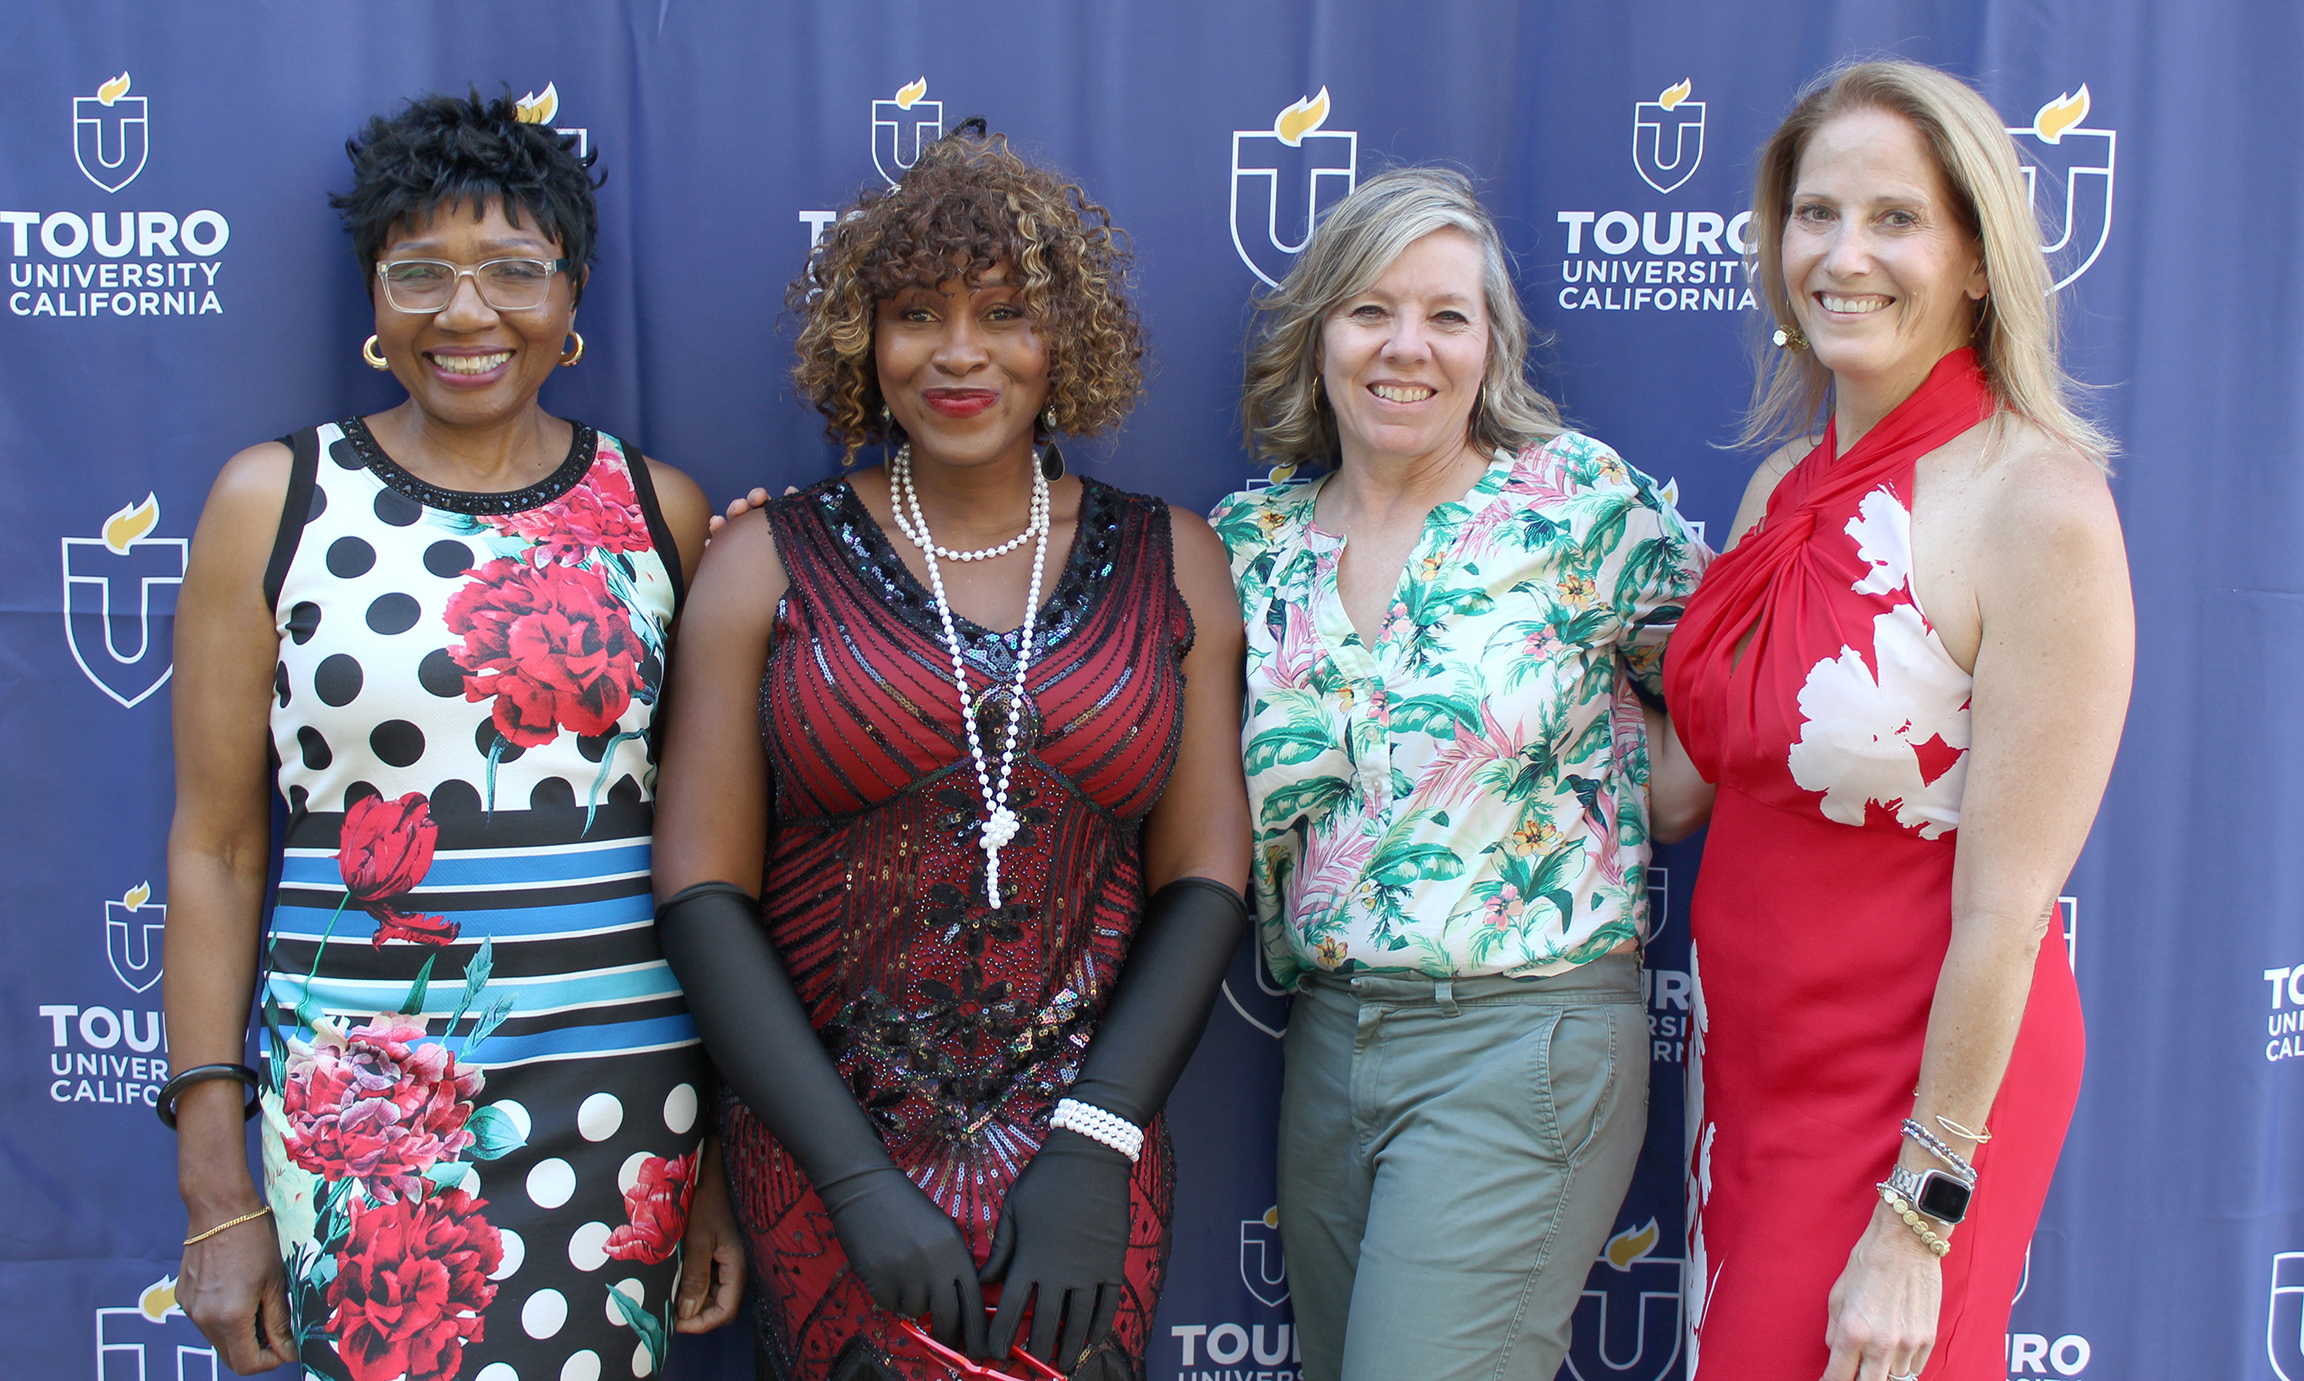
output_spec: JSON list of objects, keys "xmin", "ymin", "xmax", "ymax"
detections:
[{"xmin": 375, "ymin": 257, "xmax": 570, "ymax": 313}]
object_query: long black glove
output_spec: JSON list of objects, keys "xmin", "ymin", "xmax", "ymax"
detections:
[
  {"xmin": 658, "ymin": 882, "xmax": 987, "ymax": 1356},
  {"xmin": 982, "ymin": 877, "xmax": 1248, "ymax": 1366}
]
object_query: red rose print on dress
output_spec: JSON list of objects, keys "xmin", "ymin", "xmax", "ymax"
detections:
[
  {"xmin": 281, "ymin": 1012, "xmax": 483, "ymax": 1203},
  {"xmin": 490, "ymin": 454, "xmax": 652, "ymax": 567},
  {"xmin": 443, "ymin": 556, "xmax": 644, "ymax": 749},
  {"xmin": 326, "ymin": 1186, "xmax": 502, "ymax": 1381},
  {"xmin": 602, "ymin": 1149, "xmax": 698, "ymax": 1264},
  {"xmin": 338, "ymin": 791, "xmax": 457, "ymax": 947}
]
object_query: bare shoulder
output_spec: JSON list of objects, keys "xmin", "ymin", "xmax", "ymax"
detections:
[
  {"xmin": 1166, "ymin": 505, "xmax": 1242, "ymax": 637},
  {"xmin": 640, "ymin": 455, "xmax": 711, "ymax": 584},
  {"xmin": 690, "ymin": 504, "xmax": 783, "ymax": 600},
  {"xmin": 1974, "ymin": 423, "xmax": 2124, "ymax": 565},
  {"xmin": 1724, "ymin": 436, "xmax": 1817, "ymax": 550},
  {"xmin": 195, "ymin": 440, "xmax": 296, "ymax": 551}
]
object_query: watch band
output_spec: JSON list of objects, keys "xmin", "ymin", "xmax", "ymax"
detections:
[{"xmin": 1885, "ymin": 1163, "xmax": 1973, "ymax": 1226}]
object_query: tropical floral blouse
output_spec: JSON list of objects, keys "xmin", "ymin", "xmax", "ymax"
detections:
[{"xmin": 1213, "ymin": 433, "xmax": 1710, "ymax": 987}]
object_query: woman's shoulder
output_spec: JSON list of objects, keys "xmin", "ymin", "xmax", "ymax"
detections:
[
  {"xmin": 1965, "ymin": 417, "xmax": 2121, "ymax": 554},
  {"xmin": 1209, "ymin": 470, "xmax": 1319, "ymax": 557}
]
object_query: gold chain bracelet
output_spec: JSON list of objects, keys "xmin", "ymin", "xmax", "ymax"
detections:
[
  {"xmin": 1876, "ymin": 1184, "xmax": 1951, "ymax": 1258},
  {"xmin": 183, "ymin": 1205, "xmax": 272, "ymax": 1246}
]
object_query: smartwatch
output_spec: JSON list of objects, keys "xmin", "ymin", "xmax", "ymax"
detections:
[{"xmin": 1886, "ymin": 1163, "xmax": 1973, "ymax": 1225}]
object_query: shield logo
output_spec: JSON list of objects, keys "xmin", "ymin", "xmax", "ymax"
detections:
[
  {"xmin": 1631, "ymin": 82, "xmax": 1704, "ymax": 195},
  {"xmin": 1230, "ymin": 89, "xmax": 1357, "ymax": 288},
  {"xmin": 1220, "ymin": 924, "xmax": 1289, "ymax": 1038},
  {"xmin": 2009, "ymin": 87, "xmax": 2116, "ymax": 291},
  {"xmin": 2274, "ymin": 1252, "xmax": 2304, "ymax": 1381},
  {"xmin": 62, "ymin": 496, "xmax": 186, "ymax": 708},
  {"xmin": 1239, "ymin": 1209, "xmax": 1288, "ymax": 1307},
  {"xmin": 75, "ymin": 90, "xmax": 148, "ymax": 194},
  {"xmin": 1564, "ymin": 1223, "xmax": 1683, "ymax": 1381},
  {"xmin": 873, "ymin": 79, "xmax": 943, "ymax": 187},
  {"xmin": 106, "ymin": 893, "xmax": 165, "ymax": 994}
]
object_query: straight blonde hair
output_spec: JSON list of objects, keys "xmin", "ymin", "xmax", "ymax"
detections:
[
  {"xmin": 1743, "ymin": 60, "xmax": 2114, "ymax": 467},
  {"xmin": 1242, "ymin": 166, "xmax": 1564, "ymax": 471}
]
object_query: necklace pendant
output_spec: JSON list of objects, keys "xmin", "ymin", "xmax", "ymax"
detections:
[{"xmin": 981, "ymin": 806, "xmax": 1020, "ymax": 852}]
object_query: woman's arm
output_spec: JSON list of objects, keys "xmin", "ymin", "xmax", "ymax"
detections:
[
  {"xmin": 1641, "ymin": 704, "xmax": 1713, "ymax": 844},
  {"xmin": 982, "ymin": 508, "xmax": 1253, "ymax": 1365},
  {"xmin": 650, "ymin": 512, "xmax": 988, "ymax": 1353},
  {"xmin": 1821, "ymin": 444, "xmax": 2133, "ymax": 1381},
  {"xmin": 164, "ymin": 442, "xmax": 299, "ymax": 1374},
  {"xmin": 635, "ymin": 456, "xmax": 745, "ymax": 1332}
]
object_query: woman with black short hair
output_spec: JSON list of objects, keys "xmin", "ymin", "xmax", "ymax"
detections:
[{"xmin": 163, "ymin": 91, "xmax": 742, "ymax": 1379}]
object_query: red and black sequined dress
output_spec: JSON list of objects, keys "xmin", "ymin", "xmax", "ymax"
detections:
[{"xmin": 725, "ymin": 476, "xmax": 1192, "ymax": 1381}]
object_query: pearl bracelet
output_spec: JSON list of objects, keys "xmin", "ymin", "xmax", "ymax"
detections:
[
  {"xmin": 1051, "ymin": 1098, "xmax": 1143, "ymax": 1163},
  {"xmin": 1876, "ymin": 1183, "xmax": 1952, "ymax": 1258}
]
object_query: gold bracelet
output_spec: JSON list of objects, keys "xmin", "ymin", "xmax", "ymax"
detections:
[
  {"xmin": 183, "ymin": 1205, "xmax": 272, "ymax": 1246},
  {"xmin": 1875, "ymin": 1185, "xmax": 1951, "ymax": 1258}
]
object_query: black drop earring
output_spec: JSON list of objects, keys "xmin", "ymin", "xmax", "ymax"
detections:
[{"xmin": 1039, "ymin": 407, "xmax": 1065, "ymax": 481}]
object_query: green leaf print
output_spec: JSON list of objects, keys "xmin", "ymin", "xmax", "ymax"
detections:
[
  {"xmin": 583, "ymin": 729, "xmax": 648, "ymax": 833},
  {"xmin": 465, "ymin": 1103, "xmax": 529, "ymax": 1161},
  {"xmin": 1244, "ymin": 705, "xmax": 1336, "ymax": 775},
  {"xmin": 1613, "ymin": 535, "xmax": 1683, "ymax": 612},
  {"xmin": 397, "ymin": 953, "xmax": 437, "ymax": 1015},
  {"xmin": 462, "ymin": 992, "xmax": 516, "ymax": 1055},
  {"xmin": 611, "ymin": 1284, "xmax": 669, "ymax": 1373},
  {"xmin": 1259, "ymin": 775, "xmax": 1352, "ymax": 829},
  {"xmin": 1370, "ymin": 844, "xmax": 1466, "ymax": 887},
  {"xmin": 1388, "ymin": 691, "xmax": 1480, "ymax": 738},
  {"xmin": 447, "ymin": 935, "xmax": 494, "ymax": 1036}
]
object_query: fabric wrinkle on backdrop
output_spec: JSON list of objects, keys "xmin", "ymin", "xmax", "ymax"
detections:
[{"xmin": 3, "ymin": 2, "xmax": 2296, "ymax": 1379}]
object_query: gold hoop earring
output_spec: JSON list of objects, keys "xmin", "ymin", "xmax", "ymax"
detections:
[
  {"xmin": 361, "ymin": 334, "xmax": 390, "ymax": 370},
  {"xmin": 559, "ymin": 332, "xmax": 585, "ymax": 367},
  {"xmin": 1772, "ymin": 323, "xmax": 1809, "ymax": 351}
]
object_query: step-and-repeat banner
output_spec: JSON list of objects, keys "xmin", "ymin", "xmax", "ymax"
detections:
[{"xmin": 4, "ymin": 2, "xmax": 2297, "ymax": 1378}]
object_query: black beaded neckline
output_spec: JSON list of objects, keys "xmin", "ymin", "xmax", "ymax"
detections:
[
  {"xmin": 823, "ymin": 476, "xmax": 1125, "ymax": 673},
  {"xmin": 338, "ymin": 414, "xmax": 597, "ymax": 516}
]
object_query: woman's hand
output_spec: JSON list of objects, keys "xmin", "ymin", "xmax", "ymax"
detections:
[
  {"xmin": 1820, "ymin": 1201, "xmax": 1941, "ymax": 1381},
  {"xmin": 177, "ymin": 1206, "xmax": 295, "ymax": 1374},
  {"xmin": 705, "ymin": 486, "xmax": 777, "ymax": 538},
  {"xmin": 980, "ymin": 1129, "xmax": 1133, "ymax": 1367},
  {"xmin": 674, "ymin": 1136, "xmax": 746, "ymax": 1333}
]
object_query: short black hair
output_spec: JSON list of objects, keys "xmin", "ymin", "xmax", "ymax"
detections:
[{"xmin": 332, "ymin": 90, "xmax": 600, "ymax": 305}]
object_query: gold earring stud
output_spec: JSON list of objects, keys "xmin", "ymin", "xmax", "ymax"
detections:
[{"xmin": 1772, "ymin": 323, "xmax": 1808, "ymax": 351}]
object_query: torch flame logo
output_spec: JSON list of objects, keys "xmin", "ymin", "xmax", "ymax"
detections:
[
  {"xmin": 102, "ymin": 494, "xmax": 160, "ymax": 555},
  {"xmin": 138, "ymin": 1275, "xmax": 180, "ymax": 1322},
  {"xmin": 122, "ymin": 880, "xmax": 152, "ymax": 910},
  {"xmin": 1603, "ymin": 1218, "xmax": 1660, "ymax": 1271},
  {"xmin": 96, "ymin": 72, "xmax": 132, "ymax": 106},
  {"xmin": 515, "ymin": 82, "xmax": 559, "ymax": 125},
  {"xmin": 894, "ymin": 77, "xmax": 928, "ymax": 110},
  {"xmin": 1262, "ymin": 1205, "xmax": 1280, "ymax": 1229},
  {"xmin": 2032, "ymin": 84, "xmax": 2090, "ymax": 144},
  {"xmin": 1275, "ymin": 87, "xmax": 1332, "ymax": 147},
  {"xmin": 1657, "ymin": 79, "xmax": 1692, "ymax": 111}
]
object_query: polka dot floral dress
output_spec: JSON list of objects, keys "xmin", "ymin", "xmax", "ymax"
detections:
[{"xmin": 256, "ymin": 417, "xmax": 709, "ymax": 1381}]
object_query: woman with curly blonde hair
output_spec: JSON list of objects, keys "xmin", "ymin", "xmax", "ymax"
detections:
[{"xmin": 653, "ymin": 126, "xmax": 1251, "ymax": 1381}]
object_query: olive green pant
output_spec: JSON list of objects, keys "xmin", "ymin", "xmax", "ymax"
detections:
[{"xmin": 1277, "ymin": 954, "xmax": 1647, "ymax": 1381}]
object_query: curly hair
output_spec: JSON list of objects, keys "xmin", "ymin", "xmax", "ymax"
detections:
[
  {"xmin": 789, "ymin": 128, "xmax": 1144, "ymax": 460},
  {"xmin": 332, "ymin": 90, "xmax": 600, "ymax": 305}
]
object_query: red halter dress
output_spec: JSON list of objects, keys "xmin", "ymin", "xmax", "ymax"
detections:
[
  {"xmin": 725, "ymin": 476, "xmax": 1191, "ymax": 1381},
  {"xmin": 1661, "ymin": 351, "xmax": 2085, "ymax": 1378}
]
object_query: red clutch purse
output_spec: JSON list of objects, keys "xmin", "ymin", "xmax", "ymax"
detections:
[{"xmin": 894, "ymin": 1315, "xmax": 1069, "ymax": 1381}]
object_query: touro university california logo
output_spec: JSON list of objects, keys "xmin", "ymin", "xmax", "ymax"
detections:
[
  {"xmin": 1564, "ymin": 1219, "xmax": 1683, "ymax": 1381},
  {"xmin": 107, "ymin": 879, "xmax": 164, "ymax": 993},
  {"xmin": 61, "ymin": 493, "xmax": 185, "ymax": 707},
  {"xmin": 1240, "ymin": 1205, "xmax": 1287, "ymax": 1307},
  {"xmin": 37, "ymin": 882, "xmax": 171, "ymax": 1111},
  {"xmin": 75, "ymin": 72, "xmax": 147, "ymax": 193},
  {"xmin": 9, "ymin": 69, "xmax": 233, "ymax": 320},
  {"xmin": 1553, "ymin": 78, "xmax": 1754, "ymax": 317},
  {"xmin": 1230, "ymin": 87, "xmax": 1358, "ymax": 287},
  {"xmin": 874, "ymin": 77, "xmax": 942, "ymax": 186},
  {"xmin": 96, "ymin": 1276, "xmax": 216, "ymax": 1380},
  {"xmin": 2006, "ymin": 84, "xmax": 2115, "ymax": 291},
  {"xmin": 1631, "ymin": 79, "xmax": 1704, "ymax": 194}
]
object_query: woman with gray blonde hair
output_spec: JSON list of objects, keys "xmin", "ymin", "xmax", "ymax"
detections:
[
  {"xmin": 1658, "ymin": 60, "xmax": 2131, "ymax": 1380},
  {"xmin": 1211, "ymin": 166, "xmax": 1710, "ymax": 1380}
]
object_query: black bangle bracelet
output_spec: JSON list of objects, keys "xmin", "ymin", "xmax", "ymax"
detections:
[{"xmin": 157, "ymin": 1064, "xmax": 261, "ymax": 1131}]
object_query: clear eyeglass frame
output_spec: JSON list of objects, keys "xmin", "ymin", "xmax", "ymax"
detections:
[{"xmin": 374, "ymin": 256, "xmax": 572, "ymax": 313}]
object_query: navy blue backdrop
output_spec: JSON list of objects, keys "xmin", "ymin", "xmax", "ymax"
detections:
[{"xmin": 4, "ymin": 2, "xmax": 2299, "ymax": 1379}]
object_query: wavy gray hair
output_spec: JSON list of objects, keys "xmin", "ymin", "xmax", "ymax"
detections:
[{"xmin": 1242, "ymin": 166, "xmax": 1563, "ymax": 470}]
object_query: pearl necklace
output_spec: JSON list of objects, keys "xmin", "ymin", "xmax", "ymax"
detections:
[{"xmin": 889, "ymin": 443, "xmax": 1051, "ymax": 907}]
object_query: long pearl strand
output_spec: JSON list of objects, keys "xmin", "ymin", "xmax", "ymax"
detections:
[{"xmin": 889, "ymin": 443, "xmax": 1051, "ymax": 907}]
